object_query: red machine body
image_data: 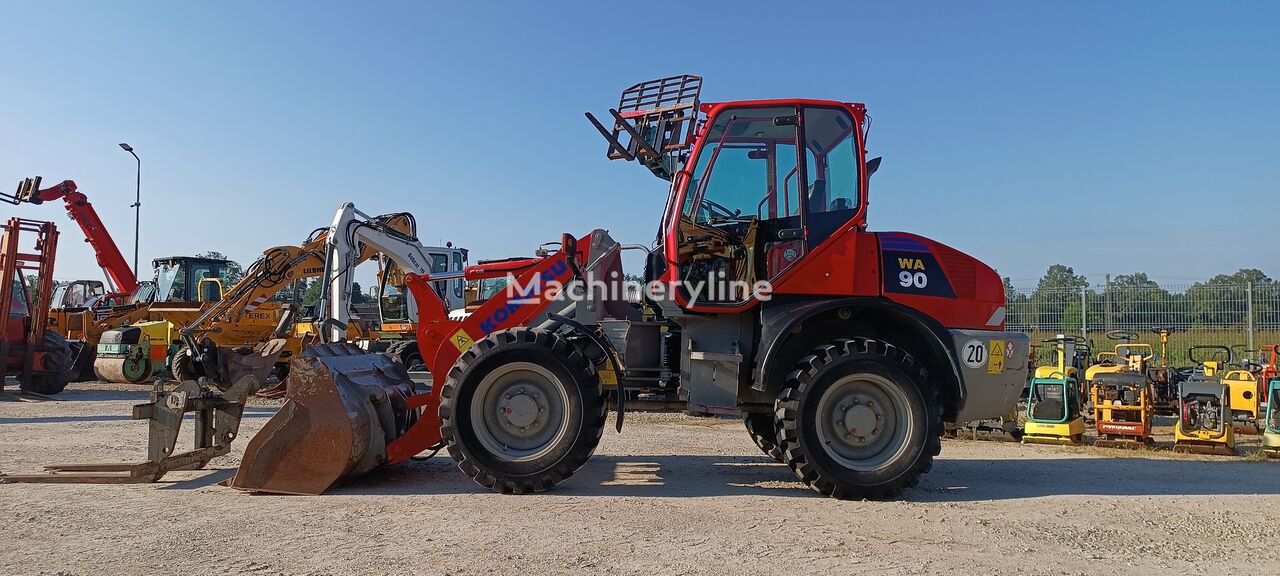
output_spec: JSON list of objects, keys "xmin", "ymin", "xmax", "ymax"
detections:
[
  {"xmin": 4, "ymin": 178, "xmax": 138, "ymax": 299},
  {"xmin": 387, "ymin": 95, "xmax": 1011, "ymax": 464},
  {"xmin": 1, "ymin": 217, "xmax": 61, "ymax": 388}
]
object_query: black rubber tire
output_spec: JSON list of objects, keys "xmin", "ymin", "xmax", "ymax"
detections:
[
  {"xmin": 23, "ymin": 331, "xmax": 72, "ymax": 395},
  {"xmin": 743, "ymin": 412, "xmax": 784, "ymax": 462},
  {"xmin": 170, "ymin": 348, "xmax": 199, "ymax": 382},
  {"xmin": 387, "ymin": 340, "xmax": 425, "ymax": 371},
  {"xmin": 774, "ymin": 337, "xmax": 942, "ymax": 501},
  {"xmin": 439, "ymin": 327, "xmax": 606, "ymax": 494},
  {"xmin": 69, "ymin": 341, "xmax": 97, "ymax": 382}
]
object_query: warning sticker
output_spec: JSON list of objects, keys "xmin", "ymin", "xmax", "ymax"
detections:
[
  {"xmin": 450, "ymin": 329, "xmax": 474, "ymax": 352},
  {"xmin": 987, "ymin": 339, "xmax": 1006, "ymax": 374}
]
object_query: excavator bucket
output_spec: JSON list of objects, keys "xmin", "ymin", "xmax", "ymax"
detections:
[{"xmin": 228, "ymin": 343, "xmax": 416, "ymax": 495}]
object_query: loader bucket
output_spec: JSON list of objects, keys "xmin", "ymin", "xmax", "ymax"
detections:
[{"xmin": 228, "ymin": 343, "xmax": 415, "ymax": 495}]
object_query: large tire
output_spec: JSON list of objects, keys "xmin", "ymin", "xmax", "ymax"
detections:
[
  {"xmin": 23, "ymin": 331, "xmax": 72, "ymax": 395},
  {"xmin": 775, "ymin": 337, "xmax": 942, "ymax": 500},
  {"xmin": 387, "ymin": 340, "xmax": 425, "ymax": 371},
  {"xmin": 170, "ymin": 348, "xmax": 198, "ymax": 382},
  {"xmin": 743, "ymin": 412, "xmax": 784, "ymax": 462},
  {"xmin": 439, "ymin": 328, "xmax": 606, "ymax": 494}
]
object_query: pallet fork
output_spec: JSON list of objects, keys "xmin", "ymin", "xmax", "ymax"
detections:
[{"xmin": 0, "ymin": 376, "xmax": 255, "ymax": 483}]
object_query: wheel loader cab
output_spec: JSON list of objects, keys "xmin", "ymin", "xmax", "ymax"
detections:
[{"xmin": 667, "ymin": 102, "xmax": 866, "ymax": 308}]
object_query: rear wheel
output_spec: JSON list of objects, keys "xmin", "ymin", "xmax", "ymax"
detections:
[
  {"xmin": 743, "ymin": 412, "xmax": 784, "ymax": 462},
  {"xmin": 24, "ymin": 331, "xmax": 71, "ymax": 395},
  {"xmin": 775, "ymin": 337, "xmax": 941, "ymax": 500},
  {"xmin": 439, "ymin": 328, "xmax": 606, "ymax": 494}
]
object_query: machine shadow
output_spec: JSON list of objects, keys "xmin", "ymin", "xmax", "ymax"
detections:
[
  {"xmin": 329, "ymin": 454, "xmax": 812, "ymax": 499},
  {"xmin": 328, "ymin": 454, "xmax": 1280, "ymax": 501},
  {"xmin": 914, "ymin": 457, "xmax": 1280, "ymax": 501}
]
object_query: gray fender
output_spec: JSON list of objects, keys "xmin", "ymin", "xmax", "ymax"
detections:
[{"xmin": 753, "ymin": 297, "xmax": 967, "ymax": 416}]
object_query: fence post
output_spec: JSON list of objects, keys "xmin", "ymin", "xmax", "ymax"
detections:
[
  {"xmin": 1081, "ymin": 288, "xmax": 1087, "ymax": 337},
  {"xmin": 1104, "ymin": 274, "xmax": 1113, "ymax": 333},
  {"xmin": 1247, "ymin": 281, "xmax": 1254, "ymax": 352}
]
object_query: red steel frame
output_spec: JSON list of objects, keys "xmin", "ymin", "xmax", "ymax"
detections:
[{"xmin": 1, "ymin": 217, "xmax": 60, "ymax": 387}]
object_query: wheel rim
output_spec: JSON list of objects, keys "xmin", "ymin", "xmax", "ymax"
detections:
[
  {"xmin": 122, "ymin": 357, "xmax": 149, "ymax": 382},
  {"xmin": 470, "ymin": 362, "xmax": 571, "ymax": 462},
  {"xmin": 815, "ymin": 373, "xmax": 913, "ymax": 471}
]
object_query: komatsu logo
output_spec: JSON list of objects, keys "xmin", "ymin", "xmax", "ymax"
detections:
[
  {"xmin": 897, "ymin": 257, "xmax": 926, "ymax": 270},
  {"xmin": 477, "ymin": 260, "xmax": 569, "ymax": 334}
]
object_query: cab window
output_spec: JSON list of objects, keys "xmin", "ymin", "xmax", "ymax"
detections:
[
  {"xmin": 9, "ymin": 275, "xmax": 29, "ymax": 316},
  {"xmin": 802, "ymin": 107, "xmax": 861, "ymax": 245}
]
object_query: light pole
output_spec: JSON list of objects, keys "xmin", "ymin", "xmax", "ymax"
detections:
[{"xmin": 119, "ymin": 143, "xmax": 140, "ymax": 276}]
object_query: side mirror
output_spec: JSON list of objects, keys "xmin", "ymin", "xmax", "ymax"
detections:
[{"xmin": 866, "ymin": 156, "xmax": 882, "ymax": 178}]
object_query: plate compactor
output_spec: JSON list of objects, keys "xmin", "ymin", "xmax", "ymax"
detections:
[
  {"xmin": 1022, "ymin": 335, "xmax": 1087, "ymax": 446},
  {"xmin": 1090, "ymin": 370, "xmax": 1154, "ymax": 448},
  {"xmin": 1173, "ymin": 347, "xmax": 1236, "ymax": 456},
  {"xmin": 228, "ymin": 75, "xmax": 1030, "ymax": 500}
]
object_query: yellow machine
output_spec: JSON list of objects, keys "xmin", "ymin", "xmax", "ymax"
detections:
[
  {"xmin": 1174, "ymin": 346, "xmax": 1236, "ymax": 455},
  {"xmin": 1023, "ymin": 334, "xmax": 1087, "ymax": 446},
  {"xmin": 169, "ymin": 213, "xmax": 439, "ymax": 387},
  {"xmin": 166, "ymin": 228, "xmax": 335, "ymax": 384},
  {"xmin": 49, "ymin": 257, "xmax": 227, "ymax": 381},
  {"xmin": 1222, "ymin": 366, "xmax": 1262, "ymax": 435}
]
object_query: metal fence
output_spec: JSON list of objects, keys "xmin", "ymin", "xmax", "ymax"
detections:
[{"xmin": 1005, "ymin": 281, "xmax": 1280, "ymax": 366}]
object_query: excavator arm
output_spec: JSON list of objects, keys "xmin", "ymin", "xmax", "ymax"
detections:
[
  {"xmin": 315, "ymin": 203, "xmax": 445, "ymax": 343},
  {"xmin": 4, "ymin": 178, "xmax": 138, "ymax": 297}
]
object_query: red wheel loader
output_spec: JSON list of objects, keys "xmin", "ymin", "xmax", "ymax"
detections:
[{"xmin": 229, "ymin": 76, "xmax": 1029, "ymax": 500}]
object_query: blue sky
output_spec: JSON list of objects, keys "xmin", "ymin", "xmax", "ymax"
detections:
[{"xmin": 2, "ymin": 1, "xmax": 1276, "ymax": 290}]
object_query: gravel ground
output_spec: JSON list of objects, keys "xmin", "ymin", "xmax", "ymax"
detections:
[{"xmin": 1, "ymin": 381, "xmax": 1277, "ymax": 576}]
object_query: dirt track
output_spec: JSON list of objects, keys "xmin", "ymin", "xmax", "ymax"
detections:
[{"xmin": 1, "ymin": 381, "xmax": 1277, "ymax": 576}]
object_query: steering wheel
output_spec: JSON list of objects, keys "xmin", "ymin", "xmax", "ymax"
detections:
[
  {"xmin": 701, "ymin": 199, "xmax": 742, "ymax": 222},
  {"xmin": 1106, "ymin": 330, "xmax": 1138, "ymax": 342}
]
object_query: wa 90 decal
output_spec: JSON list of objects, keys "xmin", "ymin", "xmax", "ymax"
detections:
[
  {"xmin": 898, "ymin": 270, "xmax": 928, "ymax": 289},
  {"xmin": 882, "ymin": 250, "xmax": 955, "ymax": 298}
]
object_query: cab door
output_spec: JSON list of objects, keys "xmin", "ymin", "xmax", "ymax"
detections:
[{"xmin": 669, "ymin": 104, "xmax": 864, "ymax": 310}]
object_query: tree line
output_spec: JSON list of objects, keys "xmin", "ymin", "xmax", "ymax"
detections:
[{"xmin": 1005, "ymin": 265, "xmax": 1278, "ymax": 330}]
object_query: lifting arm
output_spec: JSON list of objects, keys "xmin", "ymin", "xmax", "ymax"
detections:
[{"xmin": 4, "ymin": 178, "xmax": 138, "ymax": 296}]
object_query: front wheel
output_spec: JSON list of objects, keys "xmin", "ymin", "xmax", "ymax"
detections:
[
  {"xmin": 24, "ymin": 331, "xmax": 72, "ymax": 395},
  {"xmin": 775, "ymin": 337, "xmax": 941, "ymax": 500},
  {"xmin": 170, "ymin": 348, "xmax": 199, "ymax": 382},
  {"xmin": 743, "ymin": 412, "xmax": 784, "ymax": 462},
  {"xmin": 439, "ymin": 328, "xmax": 606, "ymax": 494}
]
